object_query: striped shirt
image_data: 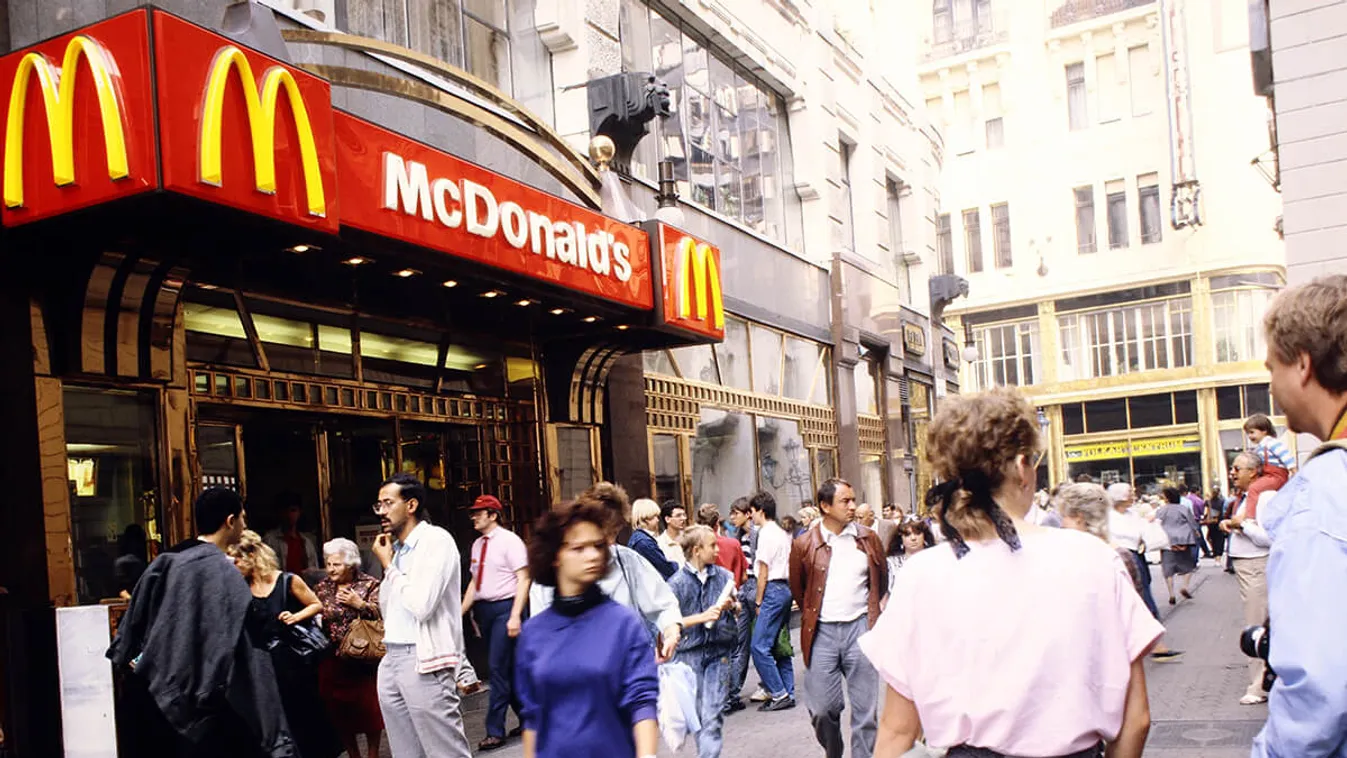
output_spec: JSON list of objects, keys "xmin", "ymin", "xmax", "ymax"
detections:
[{"xmin": 1256, "ymin": 437, "xmax": 1296, "ymax": 470}]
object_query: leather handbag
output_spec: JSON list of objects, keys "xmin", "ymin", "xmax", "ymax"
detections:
[
  {"xmin": 280, "ymin": 619, "xmax": 331, "ymax": 665},
  {"xmin": 337, "ymin": 582, "xmax": 386, "ymax": 662}
]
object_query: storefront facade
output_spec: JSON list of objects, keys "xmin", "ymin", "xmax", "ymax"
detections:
[{"xmin": 0, "ymin": 7, "xmax": 722, "ymax": 753}]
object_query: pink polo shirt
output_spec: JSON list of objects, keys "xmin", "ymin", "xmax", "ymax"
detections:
[
  {"xmin": 469, "ymin": 526, "xmax": 528, "ymax": 602},
  {"xmin": 859, "ymin": 528, "xmax": 1162, "ymax": 755}
]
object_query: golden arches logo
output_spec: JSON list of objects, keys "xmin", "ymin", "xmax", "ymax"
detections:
[
  {"xmin": 198, "ymin": 46, "xmax": 326, "ymax": 217},
  {"xmin": 674, "ymin": 237, "xmax": 724, "ymax": 329},
  {"xmin": 4, "ymin": 35, "xmax": 129, "ymax": 209}
]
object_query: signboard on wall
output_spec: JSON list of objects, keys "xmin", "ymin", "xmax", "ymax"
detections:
[{"xmin": 1065, "ymin": 436, "xmax": 1201, "ymax": 462}]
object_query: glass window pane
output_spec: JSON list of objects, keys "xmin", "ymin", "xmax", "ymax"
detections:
[
  {"xmin": 184, "ymin": 300, "xmax": 256, "ymax": 368},
  {"xmin": 750, "ymin": 325, "xmax": 784, "ymax": 395},
  {"xmin": 670, "ymin": 344, "xmax": 720, "ymax": 384},
  {"xmin": 813, "ymin": 348, "xmax": 833, "ymax": 405},
  {"xmin": 408, "ymin": 0, "xmax": 465, "ymax": 67},
  {"xmin": 554, "ymin": 426, "xmax": 595, "ymax": 501},
  {"xmin": 65, "ymin": 387, "xmax": 160, "ymax": 604},
  {"xmin": 1174, "ymin": 391, "xmax": 1199, "ymax": 424},
  {"xmin": 1244, "ymin": 384, "xmax": 1272, "ymax": 416},
  {"xmin": 1128, "ymin": 393, "xmax": 1173, "ymax": 429},
  {"xmin": 782, "ymin": 337, "xmax": 821, "ymax": 401},
  {"xmin": 692, "ymin": 409, "xmax": 757, "ymax": 512},
  {"xmin": 465, "ymin": 16, "xmax": 511, "ymax": 91},
  {"xmin": 652, "ymin": 433, "xmax": 682, "ymax": 508},
  {"xmin": 1062, "ymin": 403, "xmax": 1085, "ymax": 435},
  {"xmin": 858, "ymin": 454, "xmax": 885, "ymax": 509},
  {"xmin": 464, "ymin": 0, "xmax": 506, "ymax": 26},
  {"xmin": 815, "ymin": 448, "xmax": 837, "ymax": 485},
  {"xmin": 683, "ymin": 31, "xmax": 708, "ymax": 94},
  {"xmin": 1217, "ymin": 386, "xmax": 1244, "ymax": 420},
  {"xmin": 854, "ymin": 359, "xmax": 879, "ymax": 415},
  {"xmin": 644, "ymin": 349, "xmax": 676, "ymax": 376},
  {"xmin": 361, "ymin": 332, "xmax": 440, "ymax": 366},
  {"xmin": 757, "ymin": 417, "xmax": 810, "ymax": 516},
  {"xmin": 1084, "ymin": 398, "xmax": 1127, "ymax": 432},
  {"xmin": 715, "ymin": 317, "xmax": 752, "ymax": 389}
]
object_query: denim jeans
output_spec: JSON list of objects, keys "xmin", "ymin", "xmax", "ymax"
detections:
[
  {"xmin": 803, "ymin": 617, "xmax": 878, "ymax": 758},
  {"xmin": 473, "ymin": 598, "xmax": 520, "ymax": 738},
  {"xmin": 750, "ymin": 580, "xmax": 795, "ymax": 699},
  {"xmin": 675, "ymin": 648, "xmax": 731, "ymax": 758},
  {"xmin": 1130, "ymin": 550, "xmax": 1161, "ymax": 620},
  {"xmin": 729, "ymin": 579, "xmax": 757, "ymax": 703}
]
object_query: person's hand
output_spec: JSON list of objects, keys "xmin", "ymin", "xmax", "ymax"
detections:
[
  {"xmin": 700, "ymin": 606, "xmax": 723, "ymax": 625},
  {"xmin": 1219, "ymin": 519, "xmax": 1233, "ymax": 534},
  {"xmin": 657, "ymin": 624, "xmax": 681, "ymax": 662},
  {"xmin": 279, "ymin": 611, "xmax": 297, "ymax": 625},
  {"xmin": 337, "ymin": 587, "xmax": 364, "ymax": 609},
  {"xmin": 507, "ymin": 614, "xmax": 523, "ymax": 638},
  {"xmin": 373, "ymin": 534, "xmax": 394, "ymax": 568},
  {"xmin": 1230, "ymin": 513, "xmax": 1246, "ymax": 529}
]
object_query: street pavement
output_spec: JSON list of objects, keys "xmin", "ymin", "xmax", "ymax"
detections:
[{"xmin": 365, "ymin": 558, "xmax": 1263, "ymax": 757}]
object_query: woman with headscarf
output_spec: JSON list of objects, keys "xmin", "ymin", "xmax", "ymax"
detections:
[{"xmin": 859, "ymin": 389, "xmax": 1162, "ymax": 758}]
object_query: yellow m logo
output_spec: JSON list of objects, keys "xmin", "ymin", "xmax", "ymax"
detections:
[
  {"xmin": 198, "ymin": 46, "xmax": 326, "ymax": 217},
  {"xmin": 3, "ymin": 35, "xmax": 129, "ymax": 209},
  {"xmin": 675, "ymin": 237, "xmax": 724, "ymax": 329}
]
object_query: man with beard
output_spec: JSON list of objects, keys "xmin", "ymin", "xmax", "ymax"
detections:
[
  {"xmin": 372, "ymin": 473, "xmax": 472, "ymax": 758},
  {"xmin": 108, "ymin": 487, "xmax": 293, "ymax": 758}
]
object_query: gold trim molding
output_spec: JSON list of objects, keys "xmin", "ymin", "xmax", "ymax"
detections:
[{"xmin": 645, "ymin": 376, "xmax": 839, "ymax": 448}]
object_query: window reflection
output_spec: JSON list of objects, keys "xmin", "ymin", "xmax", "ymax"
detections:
[
  {"xmin": 671, "ymin": 344, "xmax": 720, "ymax": 384},
  {"xmin": 782, "ymin": 337, "xmax": 821, "ymax": 402},
  {"xmin": 750, "ymin": 325, "xmax": 783, "ymax": 395},
  {"xmin": 858, "ymin": 454, "xmax": 885, "ymax": 509},
  {"xmin": 855, "ymin": 359, "xmax": 879, "ymax": 415},
  {"xmin": 815, "ymin": 448, "xmax": 837, "ymax": 486},
  {"xmin": 757, "ymin": 417, "xmax": 811, "ymax": 514},
  {"xmin": 715, "ymin": 318, "xmax": 752, "ymax": 389},
  {"xmin": 692, "ymin": 409, "xmax": 757, "ymax": 513},
  {"xmin": 554, "ymin": 426, "xmax": 596, "ymax": 502},
  {"xmin": 652, "ymin": 434, "xmax": 682, "ymax": 507},
  {"xmin": 644, "ymin": 349, "xmax": 677, "ymax": 376}
]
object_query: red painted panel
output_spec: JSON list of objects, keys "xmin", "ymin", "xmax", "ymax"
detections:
[
  {"xmin": 0, "ymin": 10, "xmax": 159, "ymax": 226},
  {"xmin": 656, "ymin": 222, "xmax": 725, "ymax": 341},
  {"xmin": 153, "ymin": 11, "xmax": 338, "ymax": 234},
  {"xmin": 335, "ymin": 112, "xmax": 651, "ymax": 310}
]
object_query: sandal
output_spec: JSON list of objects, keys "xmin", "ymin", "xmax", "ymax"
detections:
[
  {"xmin": 1181, "ymin": 589, "xmax": 1193, "ymax": 599},
  {"xmin": 479, "ymin": 736, "xmax": 507, "ymax": 751}
]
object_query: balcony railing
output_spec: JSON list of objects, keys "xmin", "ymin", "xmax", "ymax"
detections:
[
  {"xmin": 1050, "ymin": 0, "xmax": 1155, "ymax": 28},
  {"xmin": 922, "ymin": 13, "xmax": 1010, "ymax": 63}
]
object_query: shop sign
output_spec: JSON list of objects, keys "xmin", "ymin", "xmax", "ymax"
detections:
[
  {"xmin": 1064, "ymin": 436, "xmax": 1200, "ymax": 462},
  {"xmin": 645, "ymin": 222, "xmax": 724, "ymax": 340},
  {"xmin": 154, "ymin": 12, "xmax": 339, "ymax": 233},
  {"xmin": 0, "ymin": 12, "xmax": 159, "ymax": 225},
  {"xmin": 902, "ymin": 322, "xmax": 926, "ymax": 356},
  {"xmin": 336, "ymin": 115, "xmax": 651, "ymax": 310}
]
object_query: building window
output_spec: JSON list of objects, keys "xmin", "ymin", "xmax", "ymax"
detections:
[
  {"xmin": 991, "ymin": 202, "xmax": 1012, "ymax": 268},
  {"xmin": 963, "ymin": 208, "xmax": 983, "ymax": 273},
  {"xmin": 984, "ymin": 83, "xmax": 1004, "ymax": 149},
  {"xmin": 886, "ymin": 179, "xmax": 912, "ymax": 303},
  {"xmin": 1096, "ymin": 52, "xmax": 1120, "ymax": 123},
  {"xmin": 972, "ymin": 320, "xmax": 1040, "ymax": 389},
  {"xmin": 1058, "ymin": 297, "xmax": 1194, "ymax": 378},
  {"xmin": 620, "ymin": 1, "xmax": 790, "ymax": 240},
  {"xmin": 1129, "ymin": 45, "xmax": 1154, "ymax": 117},
  {"xmin": 937, "ymin": 213, "xmax": 954, "ymax": 275},
  {"xmin": 1139, "ymin": 173, "xmax": 1162, "ymax": 244},
  {"xmin": 1212, "ymin": 288, "xmax": 1276, "ymax": 363},
  {"xmin": 985, "ymin": 117, "xmax": 1004, "ymax": 149},
  {"xmin": 837, "ymin": 138, "xmax": 856, "ymax": 251},
  {"xmin": 1106, "ymin": 180, "xmax": 1128, "ymax": 249},
  {"xmin": 1066, "ymin": 62, "xmax": 1088, "ymax": 131},
  {"xmin": 933, "ymin": 0, "xmax": 954, "ymax": 43},
  {"xmin": 855, "ymin": 358, "xmax": 880, "ymax": 415},
  {"xmin": 1074, "ymin": 185, "xmax": 1096, "ymax": 254}
]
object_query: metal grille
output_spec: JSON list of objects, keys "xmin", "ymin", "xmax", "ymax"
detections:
[
  {"xmin": 857, "ymin": 414, "xmax": 886, "ymax": 455},
  {"xmin": 644, "ymin": 376, "xmax": 838, "ymax": 448}
]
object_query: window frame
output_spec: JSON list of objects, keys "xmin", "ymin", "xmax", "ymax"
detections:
[
  {"xmin": 1139, "ymin": 183, "xmax": 1162, "ymax": 244},
  {"xmin": 991, "ymin": 202, "xmax": 1012, "ymax": 268},
  {"xmin": 1074, "ymin": 185, "xmax": 1097, "ymax": 254},
  {"xmin": 1066, "ymin": 62, "xmax": 1088, "ymax": 131},
  {"xmin": 963, "ymin": 208, "xmax": 984, "ymax": 273},
  {"xmin": 937, "ymin": 213, "xmax": 954, "ymax": 275},
  {"xmin": 838, "ymin": 137, "xmax": 857, "ymax": 252},
  {"xmin": 1058, "ymin": 296, "xmax": 1194, "ymax": 379},
  {"xmin": 1106, "ymin": 187, "xmax": 1129, "ymax": 249},
  {"xmin": 971, "ymin": 319, "xmax": 1040, "ymax": 390}
]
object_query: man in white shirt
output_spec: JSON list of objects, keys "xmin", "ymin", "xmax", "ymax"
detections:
[
  {"xmin": 789, "ymin": 479, "xmax": 887, "ymax": 757},
  {"xmin": 1221, "ymin": 452, "xmax": 1273, "ymax": 705},
  {"xmin": 657, "ymin": 500, "xmax": 688, "ymax": 565},
  {"xmin": 372, "ymin": 473, "xmax": 472, "ymax": 758},
  {"xmin": 751, "ymin": 491, "xmax": 796, "ymax": 711}
]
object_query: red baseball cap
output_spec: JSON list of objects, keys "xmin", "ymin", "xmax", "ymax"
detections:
[{"xmin": 469, "ymin": 495, "xmax": 503, "ymax": 512}]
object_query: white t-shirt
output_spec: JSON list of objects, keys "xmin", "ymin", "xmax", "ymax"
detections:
[
  {"xmin": 819, "ymin": 523, "xmax": 869, "ymax": 622},
  {"xmin": 756, "ymin": 521, "xmax": 792, "ymax": 581}
]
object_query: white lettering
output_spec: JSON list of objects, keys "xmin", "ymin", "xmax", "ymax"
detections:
[
  {"xmin": 500, "ymin": 202, "xmax": 529, "ymax": 248},
  {"xmin": 382, "ymin": 152, "xmax": 432, "ymax": 221},
  {"xmin": 554, "ymin": 222, "xmax": 578, "ymax": 265},
  {"xmin": 574, "ymin": 222, "xmax": 588, "ymax": 270},
  {"xmin": 464, "ymin": 180, "xmax": 499, "ymax": 238},
  {"xmin": 588, "ymin": 231, "xmax": 611, "ymax": 276},
  {"xmin": 431, "ymin": 177, "xmax": 462, "ymax": 228},
  {"xmin": 529, "ymin": 211, "xmax": 555, "ymax": 258},
  {"xmin": 613, "ymin": 241, "xmax": 632, "ymax": 282}
]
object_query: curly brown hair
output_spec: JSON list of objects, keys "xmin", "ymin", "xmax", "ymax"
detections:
[
  {"xmin": 528, "ymin": 500, "xmax": 613, "ymax": 587},
  {"xmin": 578, "ymin": 481, "xmax": 631, "ymax": 536},
  {"xmin": 925, "ymin": 387, "xmax": 1041, "ymax": 551}
]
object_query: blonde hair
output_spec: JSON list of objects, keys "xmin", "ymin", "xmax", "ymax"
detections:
[
  {"xmin": 797, "ymin": 506, "xmax": 820, "ymax": 524},
  {"xmin": 229, "ymin": 529, "xmax": 279, "ymax": 578},
  {"xmin": 678, "ymin": 524, "xmax": 715, "ymax": 556},
  {"xmin": 1264, "ymin": 275, "xmax": 1347, "ymax": 392},
  {"xmin": 630, "ymin": 498, "xmax": 660, "ymax": 527}
]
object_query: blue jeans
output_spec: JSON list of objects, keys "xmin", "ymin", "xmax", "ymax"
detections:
[
  {"xmin": 1130, "ymin": 551, "xmax": 1161, "ymax": 620},
  {"xmin": 473, "ymin": 598, "xmax": 520, "ymax": 738},
  {"xmin": 730, "ymin": 579, "xmax": 757, "ymax": 703},
  {"xmin": 750, "ymin": 580, "xmax": 795, "ymax": 699},
  {"xmin": 675, "ymin": 648, "xmax": 731, "ymax": 758}
]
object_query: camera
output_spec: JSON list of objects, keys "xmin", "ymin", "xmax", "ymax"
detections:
[{"xmin": 1241, "ymin": 623, "xmax": 1277, "ymax": 692}]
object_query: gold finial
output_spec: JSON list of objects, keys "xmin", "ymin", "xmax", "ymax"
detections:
[{"xmin": 589, "ymin": 135, "xmax": 616, "ymax": 172}]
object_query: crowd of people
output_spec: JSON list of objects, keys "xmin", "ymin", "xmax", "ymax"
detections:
[{"xmin": 104, "ymin": 273, "xmax": 1347, "ymax": 758}]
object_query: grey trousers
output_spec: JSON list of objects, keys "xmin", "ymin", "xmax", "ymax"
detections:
[
  {"xmin": 378, "ymin": 643, "xmax": 473, "ymax": 758},
  {"xmin": 803, "ymin": 616, "xmax": 878, "ymax": 758}
]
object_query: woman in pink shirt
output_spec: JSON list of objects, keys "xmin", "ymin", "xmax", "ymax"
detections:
[{"xmin": 859, "ymin": 388, "xmax": 1162, "ymax": 758}]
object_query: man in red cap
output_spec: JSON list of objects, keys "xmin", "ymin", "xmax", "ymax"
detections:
[{"xmin": 461, "ymin": 494, "xmax": 530, "ymax": 750}]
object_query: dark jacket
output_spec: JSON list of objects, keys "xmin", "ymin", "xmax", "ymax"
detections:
[
  {"xmin": 107, "ymin": 539, "xmax": 295, "ymax": 758},
  {"xmin": 788, "ymin": 523, "xmax": 887, "ymax": 668},
  {"xmin": 627, "ymin": 529, "xmax": 678, "ymax": 579}
]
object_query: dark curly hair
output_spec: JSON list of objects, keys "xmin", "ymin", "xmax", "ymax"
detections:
[
  {"xmin": 886, "ymin": 519, "xmax": 936, "ymax": 558},
  {"xmin": 528, "ymin": 500, "xmax": 613, "ymax": 588}
]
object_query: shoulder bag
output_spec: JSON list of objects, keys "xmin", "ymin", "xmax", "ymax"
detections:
[
  {"xmin": 337, "ymin": 582, "xmax": 386, "ymax": 663},
  {"xmin": 276, "ymin": 572, "xmax": 332, "ymax": 664}
]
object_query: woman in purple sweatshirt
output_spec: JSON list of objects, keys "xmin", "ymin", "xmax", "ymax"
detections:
[{"xmin": 517, "ymin": 499, "xmax": 660, "ymax": 758}]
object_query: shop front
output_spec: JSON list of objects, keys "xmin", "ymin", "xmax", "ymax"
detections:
[{"xmin": 0, "ymin": 10, "xmax": 720, "ymax": 752}]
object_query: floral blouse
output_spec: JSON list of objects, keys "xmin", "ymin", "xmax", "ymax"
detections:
[{"xmin": 314, "ymin": 572, "xmax": 381, "ymax": 643}]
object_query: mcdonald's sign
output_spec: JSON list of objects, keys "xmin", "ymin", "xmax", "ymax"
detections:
[
  {"xmin": 651, "ymin": 222, "xmax": 725, "ymax": 340},
  {"xmin": 0, "ymin": 12, "xmax": 158, "ymax": 225},
  {"xmin": 153, "ymin": 12, "xmax": 338, "ymax": 232}
]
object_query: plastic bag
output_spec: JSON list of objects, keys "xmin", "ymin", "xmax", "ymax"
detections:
[{"xmin": 657, "ymin": 661, "xmax": 701, "ymax": 751}]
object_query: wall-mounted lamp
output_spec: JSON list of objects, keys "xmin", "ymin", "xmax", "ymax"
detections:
[
  {"xmin": 653, "ymin": 159, "xmax": 686, "ymax": 227},
  {"xmin": 961, "ymin": 321, "xmax": 979, "ymax": 364}
]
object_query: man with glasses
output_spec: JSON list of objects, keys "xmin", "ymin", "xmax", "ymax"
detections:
[
  {"xmin": 1223, "ymin": 452, "xmax": 1272, "ymax": 706},
  {"xmin": 371, "ymin": 473, "xmax": 472, "ymax": 758}
]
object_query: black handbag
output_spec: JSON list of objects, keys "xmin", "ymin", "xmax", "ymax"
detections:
[{"xmin": 265, "ymin": 572, "xmax": 331, "ymax": 664}]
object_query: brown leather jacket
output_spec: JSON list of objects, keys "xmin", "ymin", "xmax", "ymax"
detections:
[{"xmin": 788, "ymin": 523, "xmax": 888, "ymax": 667}]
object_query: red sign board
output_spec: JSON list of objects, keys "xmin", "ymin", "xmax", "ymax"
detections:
[
  {"xmin": 0, "ymin": 11, "xmax": 159, "ymax": 226},
  {"xmin": 654, "ymin": 222, "xmax": 724, "ymax": 340},
  {"xmin": 153, "ymin": 12, "xmax": 339, "ymax": 234},
  {"xmin": 335, "ymin": 113, "xmax": 651, "ymax": 310}
]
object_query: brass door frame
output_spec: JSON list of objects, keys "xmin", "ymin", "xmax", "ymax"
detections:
[
  {"xmin": 544, "ymin": 423, "xmax": 601, "ymax": 503},
  {"xmin": 647, "ymin": 430, "xmax": 691, "ymax": 508}
]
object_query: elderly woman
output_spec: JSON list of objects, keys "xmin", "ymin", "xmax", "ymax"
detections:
[
  {"xmin": 627, "ymin": 497, "xmax": 677, "ymax": 578},
  {"xmin": 1156, "ymin": 486, "xmax": 1201, "ymax": 604},
  {"xmin": 314, "ymin": 538, "xmax": 384, "ymax": 758}
]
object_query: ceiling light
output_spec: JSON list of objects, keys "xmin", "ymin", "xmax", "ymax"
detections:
[
  {"xmin": 582, "ymin": 316, "xmax": 599, "ymax": 323},
  {"xmin": 343, "ymin": 256, "xmax": 370, "ymax": 266},
  {"xmin": 481, "ymin": 290, "xmax": 502, "ymax": 298},
  {"xmin": 442, "ymin": 280, "xmax": 458, "ymax": 288},
  {"xmin": 286, "ymin": 244, "xmax": 318, "ymax": 253},
  {"xmin": 615, "ymin": 324, "xmax": 630, "ymax": 331},
  {"xmin": 515, "ymin": 299, "xmax": 533, "ymax": 307},
  {"xmin": 473, "ymin": 363, "xmax": 488, "ymax": 370},
  {"xmin": 197, "ymin": 283, "xmax": 219, "ymax": 291},
  {"xmin": 549, "ymin": 308, "xmax": 567, "ymax": 315},
  {"xmin": 394, "ymin": 268, "xmax": 420, "ymax": 278}
]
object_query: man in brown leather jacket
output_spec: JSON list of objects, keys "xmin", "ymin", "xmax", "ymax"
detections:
[{"xmin": 789, "ymin": 478, "xmax": 887, "ymax": 758}]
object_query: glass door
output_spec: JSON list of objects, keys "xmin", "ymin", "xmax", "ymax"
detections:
[
  {"xmin": 548, "ymin": 424, "xmax": 599, "ymax": 503},
  {"xmin": 197, "ymin": 423, "xmax": 243, "ymax": 494},
  {"xmin": 651, "ymin": 433, "xmax": 684, "ymax": 508},
  {"xmin": 323, "ymin": 418, "xmax": 396, "ymax": 573}
]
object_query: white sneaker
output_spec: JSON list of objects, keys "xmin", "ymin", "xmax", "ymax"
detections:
[
  {"xmin": 749, "ymin": 686, "xmax": 771, "ymax": 702},
  {"xmin": 1239, "ymin": 694, "xmax": 1267, "ymax": 705}
]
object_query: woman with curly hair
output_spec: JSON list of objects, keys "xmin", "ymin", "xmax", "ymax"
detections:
[
  {"xmin": 858, "ymin": 388, "xmax": 1162, "ymax": 758},
  {"xmin": 516, "ymin": 501, "xmax": 659, "ymax": 758},
  {"xmin": 884, "ymin": 520, "xmax": 935, "ymax": 595}
]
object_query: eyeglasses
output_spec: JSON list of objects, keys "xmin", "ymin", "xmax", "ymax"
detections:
[{"xmin": 372, "ymin": 499, "xmax": 398, "ymax": 514}]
